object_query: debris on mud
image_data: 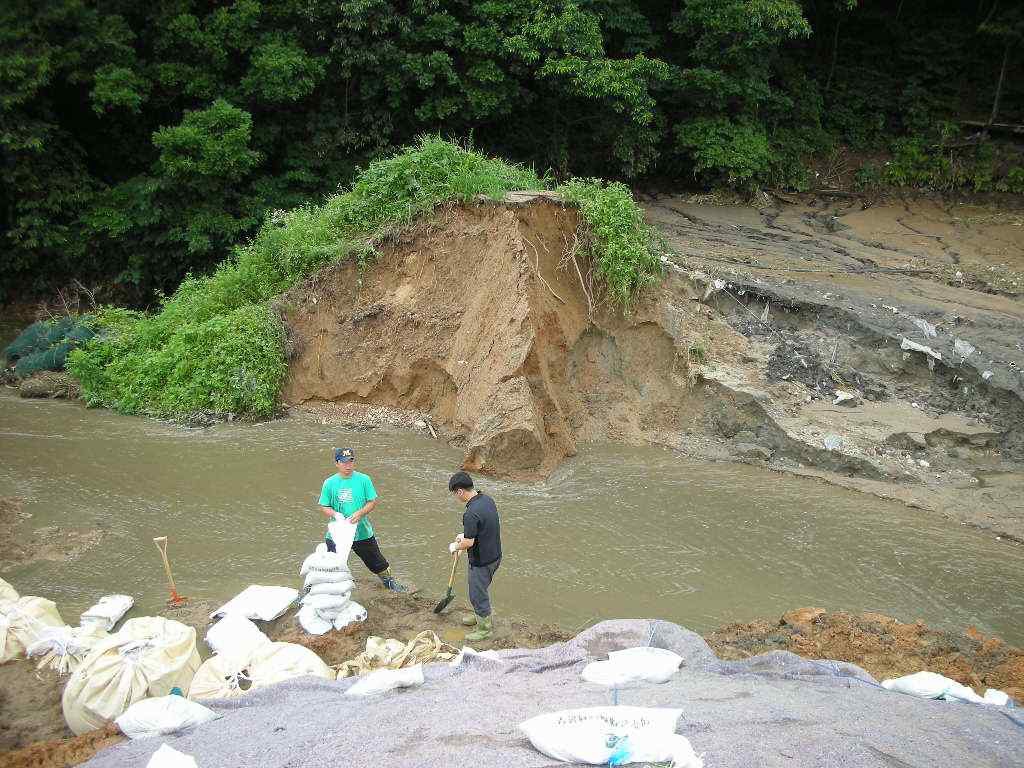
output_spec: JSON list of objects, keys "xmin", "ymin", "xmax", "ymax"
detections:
[{"xmin": 0, "ymin": 497, "xmax": 104, "ymax": 572}]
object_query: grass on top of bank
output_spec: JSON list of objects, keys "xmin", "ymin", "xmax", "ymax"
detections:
[{"xmin": 68, "ymin": 136, "xmax": 664, "ymax": 419}]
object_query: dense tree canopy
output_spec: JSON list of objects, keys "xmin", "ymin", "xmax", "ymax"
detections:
[{"xmin": 2, "ymin": 0, "xmax": 1022, "ymax": 301}]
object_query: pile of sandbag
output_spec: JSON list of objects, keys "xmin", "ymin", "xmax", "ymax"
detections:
[
  {"xmin": 28, "ymin": 623, "xmax": 109, "ymax": 676},
  {"xmin": 337, "ymin": 631, "xmax": 457, "ymax": 677},
  {"xmin": 1, "ymin": 593, "xmax": 66, "ymax": 664},
  {"xmin": 190, "ymin": 641, "xmax": 334, "ymax": 699},
  {"xmin": 62, "ymin": 616, "xmax": 201, "ymax": 734},
  {"xmin": 298, "ymin": 544, "xmax": 366, "ymax": 635}
]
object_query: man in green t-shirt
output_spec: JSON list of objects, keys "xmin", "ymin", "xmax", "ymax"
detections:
[{"xmin": 318, "ymin": 447, "xmax": 409, "ymax": 592}]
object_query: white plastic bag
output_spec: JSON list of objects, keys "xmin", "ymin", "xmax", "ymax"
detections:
[
  {"xmin": 115, "ymin": 694, "xmax": 220, "ymax": 739},
  {"xmin": 582, "ymin": 647, "xmax": 683, "ymax": 686},
  {"xmin": 332, "ymin": 601, "xmax": 367, "ymax": 631},
  {"xmin": 80, "ymin": 594, "xmax": 134, "ymax": 632},
  {"xmin": 519, "ymin": 707, "xmax": 702, "ymax": 767},
  {"xmin": 146, "ymin": 743, "xmax": 198, "ymax": 768},
  {"xmin": 1, "ymin": 596, "xmax": 66, "ymax": 663},
  {"xmin": 298, "ymin": 605, "xmax": 333, "ymax": 635},
  {"xmin": 189, "ymin": 641, "xmax": 334, "ymax": 700},
  {"xmin": 210, "ymin": 585, "xmax": 298, "ymax": 622},
  {"xmin": 344, "ymin": 664, "xmax": 424, "ymax": 697},
  {"xmin": 327, "ymin": 517, "xmax": 357, "ymax": 558},
  {"xmin": 62, "ymin": 617, "xmax": 201, "ymax": 735},
  {"xmin": 205, "ymin": 614, "xmax": 270, "ymax": 662}
]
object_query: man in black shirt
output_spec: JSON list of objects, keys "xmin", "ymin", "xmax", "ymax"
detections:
[{"xmin": 447, "ymin": 471, "xmax": 501, "ymax": 641}]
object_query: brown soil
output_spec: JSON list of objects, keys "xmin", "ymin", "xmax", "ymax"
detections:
[
  {"xmin": 707, "ymin": 607, "xmax": 1024, "ymax": 701},
  {"xmin": 17, "ymin": 373, "xmax": 80, "ymax": 400},
  {"xmin": 0, "ymin": 498, "xmax": 103, "ymax": 573},
  {"xmin": 265, "ymin": 581, "xmax": 571, "ymax": 666},
  {"xmin": 0, "ymin": 662, "xmax": 69, "ymax": 753},
  {"xmin": 277, "ymin": 196, "xmax": 715, "ymax": 479},
  {"xmin": 0, "ymin": 726, "xmax": 123, "ymax": 768}
]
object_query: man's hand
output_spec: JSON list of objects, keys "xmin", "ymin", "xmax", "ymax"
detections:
[
  {"xmin": 455, "ymin": 534, "xmax": 464, "ymax": 543},
  {"xmin": 448, "ymin": 541, "xmax": 460, "ymax": 554}
]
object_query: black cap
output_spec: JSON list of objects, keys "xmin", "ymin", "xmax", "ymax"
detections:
[
  {"xmin": 334, "ymin": 447, "xmax": 355, "ymax": 463},
  {"xmin": 448, "ymin": 471, "xmax": 474, "ymax": 492}
]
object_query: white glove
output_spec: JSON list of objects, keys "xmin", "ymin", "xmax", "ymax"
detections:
[
  {"xmin": 455, "ymin": 533, "xmax": 465, "ymax": 543},
  {"xmin": 448, "ymin": 542, "xmax": 459, "ymax": 554}
]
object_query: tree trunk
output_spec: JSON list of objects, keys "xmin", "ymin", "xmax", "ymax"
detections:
[
  {"xmin": 987, "ymin": 41, "xmax": 1011, "ymax": 131},
  {"xmin": 825, "ymin": 15, "xmax": 842, "ymax": 93}
]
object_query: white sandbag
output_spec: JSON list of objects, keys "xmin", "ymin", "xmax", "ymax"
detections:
[
  {"xmin": 307, "ymin": 580, "xmax": 354, "ymax": 597},
  {"xmin": 327, "ymin": 517, "xmax": 357, "ymax": 559},
  {"xmin": 301, "ymin": 592, "xmax": 351, "ymax": 612},
  {"xmin": 344, "ymin": 664, "xmax": 424, "ymax": 697},
  {"xmin": 62, "ymin": 617, "xmax": 201, "ymax": 735},
  {"xmin": 298, "ymin": 605, "xmax": 333, "ymax": 635},
  {"xmin": 210, "ymin": 585, "xmax": 298, "ymax": 622},
  {"xmin": 519, "ymin": 707, "xmax": 702, "ymax": 767},
  {"xmin": 189, "ymin": 641, "xmax": 334, "ymax": 700},
  {"xmin": 27, "ymin": 624, "xmax": 108, "ymax": 676},
  {"xmin": 115, "ymin": 694, "xmax": 220, "ymax": 739},
  {"xmin": 1, "ymin": 596, "xmax": 66, "ymax": 663},
  {"xmin": 300, "ymin": 549, "xmax": 349, "ymax": 576},
  {"xmin": 303, "ymin": 570, "xmax": 349, "ymax": 588},
  {"xmin": 332, "ymin": 601, "xmax": 367, "ymax": 631},
  {"xmin": 80, "ymin": 594, "xmax": 134, "ymax": 632},
  {"xmin": 581, "ymin": 647, "xmax": 684, "ymax": 686},
  {"xmin": 880, "ymin": 671, "xmax": 1010, "ymax": 705},
  {"xmin": 205, "ymin": 614, "xmax": 270, "ymax": 662},
  {"xmin": 0, "ymin": 577, "xmax": 18, "ymax": 603},
  {"xmin": 146, "ymin": 743, "xmax": 198, "ymax": 768}
]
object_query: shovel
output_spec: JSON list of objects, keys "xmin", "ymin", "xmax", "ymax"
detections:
[
  {"xmin": 154, "ymin": 536, "xmax": 188, "ymax": 606},
  {"xmin": 433, "ymin": 549, "xmax": 461, "ymax": 614}
]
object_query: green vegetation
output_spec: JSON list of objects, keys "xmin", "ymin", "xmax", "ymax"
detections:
[
  {"xmin": 4, "ymin": 1, "xmax": 1022, "ymax": 302},
  {"xmin": 67, "ymin": 138, "xmax": 658, "ymax": 419}
]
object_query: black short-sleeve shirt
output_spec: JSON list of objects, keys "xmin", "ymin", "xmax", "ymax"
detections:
[{"xmin": 463, "ymin": 492, "xmax": 502, "ymax": 567}]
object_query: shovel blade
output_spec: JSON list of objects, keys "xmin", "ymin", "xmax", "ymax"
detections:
[{"xmin": 433, "ymin": 588, "xmax": 455, "ymax": 614}]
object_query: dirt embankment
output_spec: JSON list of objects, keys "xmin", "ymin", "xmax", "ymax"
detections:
[
  {"xmin": 277, "ymin": 193, "xmax": 1024, "ymax": 539},
  {"xmin": 709, "ymin": 607, "xmax": 1024, "ymax": 702},
  {"xmin": 277, "ymin": 196, "xmax": 710, "ymax": 479}
]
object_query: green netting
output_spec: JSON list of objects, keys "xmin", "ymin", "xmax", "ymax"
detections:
[
  {"xmin": 3, "ymin": 321, "xmax": 50, "ymax": 362},
  {"xmin": 14, "ymin": 341, "xmax": 76, "ymax": 377},
  {"xmin": 42, "ymin": 316, "xmax": 78, "ymax": 347}
]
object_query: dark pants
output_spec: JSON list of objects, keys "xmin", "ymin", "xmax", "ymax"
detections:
[
  {"xmin": 325, "ymin": 535, "xmax": 389, "ymax": 575},
  {"xmin": 468, "ymin": 559, "xmax": 500, "ymax": 618}
]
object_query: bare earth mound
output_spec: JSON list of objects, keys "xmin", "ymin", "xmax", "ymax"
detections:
[
  {"xmin": 278, "ymin": 196, "xmax": 709, "ymax": 478},
  {"xmin": 708, "ymin": 607, "xmax": 1024, "ymax": 701}
]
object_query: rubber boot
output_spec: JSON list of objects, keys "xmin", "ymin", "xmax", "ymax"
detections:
[
  {"xmin": 461, "ymin": 614, "xmax": 478, "ymax": 627},
  {"xmin": 465, "ymin": 615, "xmax": 492, "ymax": 642},
  {"xmin": 378, "ymin": 568, "xmax": 410, "ymax": 593}
]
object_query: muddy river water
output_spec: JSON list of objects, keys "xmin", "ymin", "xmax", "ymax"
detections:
[{"xmin": 2, "ymin": 390, "xmax": 1022, "ymax": 645}]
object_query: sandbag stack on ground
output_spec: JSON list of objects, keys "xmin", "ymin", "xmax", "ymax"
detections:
[
  {"xmin": 28, "ymin": 623, "xmax": 109, "ymax": 676},
  {"xmin": 62, "ymin": 616, "xmax": 201, "ymax": 735},
  {"xmin": 189, "ymin": 641, "xmax": 334, "ymax": 700},
  {"xmin": 1, "ymin": 594, "xmax": 66, "ymax": 664},
  {"xmin": 298, "ymin": 544, "xmax": 366, "ymax": 635}
]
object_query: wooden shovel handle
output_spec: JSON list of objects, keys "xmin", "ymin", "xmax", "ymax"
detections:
[{"xmin": 446, "ymin": 549, "xmax": 460, "ymax": 589}]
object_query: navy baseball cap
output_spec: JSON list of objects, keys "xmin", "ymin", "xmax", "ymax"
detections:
[{"xmin": 334, "ymin": 447, "xmax": 355, "ymax": 463}]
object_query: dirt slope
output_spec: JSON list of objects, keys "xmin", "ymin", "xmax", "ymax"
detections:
[{"xmin": 278, "ymin": 196, "xmax": 711, "ymax": 478}]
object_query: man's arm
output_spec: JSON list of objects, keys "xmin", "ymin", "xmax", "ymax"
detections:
[
  {"xmin": 319, "ymin": 505, "xmax": 336, "ymax": 519},
  {"xmin": 348, "ymin": 499, "xmax": 377, "ymax": 525}
]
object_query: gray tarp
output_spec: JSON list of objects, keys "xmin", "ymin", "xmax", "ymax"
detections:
[{"xmin": 83, "ymin": 620, "xmax": 1024, "ymax": 767}]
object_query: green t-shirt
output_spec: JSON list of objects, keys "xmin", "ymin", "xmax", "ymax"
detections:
[{"xmin": 319, "ymin": 471, "xmax": 377, "ymax": 542}]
